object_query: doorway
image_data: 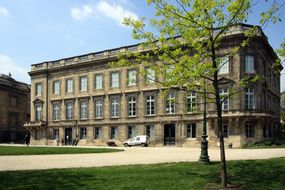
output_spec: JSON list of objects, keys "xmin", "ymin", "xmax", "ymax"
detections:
[
  {"xmin": 65, "ymin": 128, "xmax": 72, "ymax": 145},
  {"xmin": 164, "ymin": 124, "xmax": 175, "ymax": 145}
]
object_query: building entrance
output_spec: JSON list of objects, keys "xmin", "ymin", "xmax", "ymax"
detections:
[
  {"xmin": 65, "ymin": 128, "xmax": 72, "ymax": 145},
  {"xmin": 164, "ymin": 124, "xmax": 175, "ymax": 145}
]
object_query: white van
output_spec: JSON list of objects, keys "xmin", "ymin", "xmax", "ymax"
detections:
[{"xmin": 123, "ymin": 135, "xmax": 149, "ymax": 147}]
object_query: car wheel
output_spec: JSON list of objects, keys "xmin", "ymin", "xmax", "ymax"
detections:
[
  {"xmin": 141, "ymin": 143, "xmax": 145, "ymax": 147},
  {"xmin": 124, "ymin": 143, "xmax": 128, "ymax": 147}
]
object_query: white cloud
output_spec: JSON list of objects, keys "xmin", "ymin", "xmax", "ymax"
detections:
[
  {"xmin": 0, "ymin": 6, "xmax": 11, "ymax": 17},
  {"xmin": 71, "ymin": 5, "xmax": 94, "ymax": 21},
  {"xmin": 0, "ymin": 54, "xmax": 29, "ymax": 83},
  {"xmin": 95, "ymin": 1, "xmax": 138, "ymax": 26}
]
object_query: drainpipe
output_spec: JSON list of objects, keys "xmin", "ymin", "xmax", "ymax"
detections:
[{"xmin": 45, "ymin": 63, "xmax": 49, "ymax": 145}]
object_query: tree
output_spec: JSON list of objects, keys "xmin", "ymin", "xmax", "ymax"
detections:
[{"xmin": 116, "ymin": 0, "xmax": 284, "ymax": 188}]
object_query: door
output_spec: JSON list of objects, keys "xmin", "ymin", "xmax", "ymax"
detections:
[
  {"xmin": 65, "ymin": 128, "xmax": 72, "ymax": 145},
  {"xmin": 164, "ymin": 124, "xmax": 175, "ymax": 145}
]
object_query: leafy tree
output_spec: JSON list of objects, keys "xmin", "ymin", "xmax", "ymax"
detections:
[{"xmin": 115, "ymin": 0, "xmax": 284, "ymax": 188}]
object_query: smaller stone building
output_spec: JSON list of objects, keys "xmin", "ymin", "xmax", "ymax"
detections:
[{"xmin": 0, "ymin": 74, "xmax": 30, "ymax": 143}]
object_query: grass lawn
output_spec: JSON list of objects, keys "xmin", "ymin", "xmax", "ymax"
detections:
[
  {"xmin": 0, "ymin": 146, "xmax": 123, "ymax": 155},
  {"xmin": 0, "ymin": 158, "xmax": 284, "ymax": 190}
]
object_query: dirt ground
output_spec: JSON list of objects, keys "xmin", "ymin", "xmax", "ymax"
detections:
[{"xmin": 1, "ymin": 145, "xmax": 285, "ymax": 171}]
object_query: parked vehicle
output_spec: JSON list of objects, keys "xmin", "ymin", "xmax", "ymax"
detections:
[{"xmin": 123, "ymin": 135, "xmax": 149, "ymax": 147}]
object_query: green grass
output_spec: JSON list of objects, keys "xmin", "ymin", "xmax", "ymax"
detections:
[
  {"xmin": 243, "ymin": 140, "xmax": 285, "ymax": 149},
  {"xmin": 0, "ymin": 158, "xmax": 284, "ymax": 190},
  {"xmin": 0, "ymin": 146, "xmax": 123, "ymax": 155}
]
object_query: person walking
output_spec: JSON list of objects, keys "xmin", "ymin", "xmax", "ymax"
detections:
[{"xmin": 25, "ymin": 133, "xmax": 30, "ymax": 146}]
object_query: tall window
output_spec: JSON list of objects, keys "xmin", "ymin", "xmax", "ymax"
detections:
[
  {"xmin": 66, "ymin": 102, "xmax": 73, "ymax": 120},
  {"xmin": 223, "ymin": 122, "xmax": 229, "ymax": 138},
  {"xmin": 245, "ymin": 55, "xmax": 254, "ymax": 73},
  {"xmin": 53, "ymin": 129, "xmax": 59, "ymax": 139},
  {"xmin": 219, "ymin": 88, "xmax": 229, "ymax": 110},
  {"xmin": 245, "ymin": 121, "xmax": 254, "ymax": 137},
  {"xmin": 66, "ymin": 79, "xmax": 73, "ymax": 93},
  {"xmin": 128, "ymin": 97, "xmax": 136, "ymax": 116},
  {"xmin": 110, "ymin": 126, "xmax": 118, "ymax": 139},
  {"xmin": 166, "ymin": 93, "xmax": 175, "ymax": 114},
  {"xmin": 80, "ymin": 101, "xmax": 88, "ymax": 119},
  {"xmin": 127, "ymin": 126, "xmax": 136, "ymax": 138},
  {"xmin": 36, "ymin": 83, "xmax": 42, "ymax": 96},
  {"xmin": 80, "ymin": 76, "xmax": 87, "ymax": 91},
  {"xmin": 111, "ymin": 72, "xmax": 119, "ymax": 88},
  {"xmin": 145, "ymin": 67, "xmax": 155, "ymax": 84},
  {"xmin": 52, "ymin": 103, "xmax": 60, "ymax": 121},
  {"xmin": 127, "ymin": 70, "xmax": 137, "ymax": 86},
  {"xmin": 53, "ymin": 81, "xmax": 60, "ymax": 94},
  {"xmin": 111, "ymin": 97, "xmax": 119, "ymax": 117},
  {"xmin": 80, "ymin": 127, "xmax": 87, "ymax": 139},
  {"xmin": 35, "ymin": 104, "xmax": 42, "ymax": 121},
  {"xmin": 94, "ymin": 127, "xmax": 102, "ymax": 139},
  {"xmin": 146, "ymin": 125, "xmax": 155, "ymax": 139},
  {"xmin": 165, "ymin": 65, "xmax": 174, "ymax": 82},
  {"xmin": 146, "ymin": 95, "xmax": 155, "ymax": 115},
  {"xmin": 187, "ymin": 123, "xmax": 196, "ymax": 138},
  {"xmin": 186, "ymin": 92, "xmax": 196, "ymax": 113},
  {"xmin": 95, "ymin": 98, "xmax": 103, "ymax": 118},
  {"xmin": 218, "ymin": 56, "xmax": 229, "ymax": 74},
  {"xmin": 95, "ymin": 74, "xmax": 103, "ymax": 89},
  {"xmin": 245, "ymin": 87, "xmax": 254, "ymax": 110},
  {"xmin": 35, "ymin": 130, "xmax": 40, "ymax": 140}
]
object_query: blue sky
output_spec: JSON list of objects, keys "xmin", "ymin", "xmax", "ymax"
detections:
[{"xmin": 0, "ymin": 0, "xmax": 284, "ymax": 90}]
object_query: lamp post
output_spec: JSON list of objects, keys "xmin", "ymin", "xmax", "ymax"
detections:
[{"xmin": 199, "ymin": 79, "xmax": 210, "ymax": 163}]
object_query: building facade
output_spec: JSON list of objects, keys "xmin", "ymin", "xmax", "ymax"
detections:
[
  {"xmin": 0, "ymin": 74, "xmax": 30, "ymax": 143},
  {"xmin": 25, "ymin": 24, "xmax": 281, "ymax": 148}
]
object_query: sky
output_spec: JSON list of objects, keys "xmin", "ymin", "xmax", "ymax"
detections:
[{"xmin": 0, "ymin": 0, "xmax": 284, "ymax": 91}]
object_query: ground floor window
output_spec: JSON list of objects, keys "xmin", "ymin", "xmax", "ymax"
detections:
[
  {"xmin": 146, "ymin": 125, "xmax": 155, "ymax": 140},
  {"xmin": 186, "ymin": 123, "xmax": 196, "ymax": 138},
  {"xmin": 110, "ymin": 126, "xmax": 118, "ymax": 139},
  {"xmin": 35, "ymin": 130, "xmax": 40, "ymax": 140},
  {"xmin": 53, "ymin": 129, "xmax": 59, "ymax": 139},
  {"xmin": 223, "ymin": 122, "xmax": 229, "ymax": 138},
  {"xmin": 263, "ymin": 125, "xmax": 267, "ymax": 138},
  {"xmin": 127, "ymin": 126, "xmax": 136, "ymax": 139},
  {"xmin": 80, "ymin": 127, "xmax": 87, "ymax": 139},
  {"xmin": 94, "ymin": 127, "xmax": 102, "ymax": 139},
  {"xmin": 245, "ymin": 121, "xmax": 254, "ymax": 137}
]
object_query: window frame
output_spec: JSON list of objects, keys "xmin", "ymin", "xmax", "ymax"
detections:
[
  {"xmin": 245, "ymin": 87, "xmax": 254, "ymax": 110},
  {"xmin": 128, "ymin": 96, "xmax": 137, "ymax": 117},
  {"xmin": 66, "ymin": 79, "xmax": 73, "ymax": 93},
  {"xmin": 186, "ymin": 91, "xmax": 197, "ymax": 113},
  {"xmin": 79, "ymin": 100, "xmax": 88, "ymax": 120},
  {"xmin": 95, "ymin": 74, "xmax": 103, "ymax": 90},
  {"xmin": 53, "ymin": 81, "xmax": 60, "ymax": 95},
  {"xmin": 127, "ymin": 69, "xmax": 137, "ymax": 86},
  {"xmin": 65, "ymin": 101, "xmax": 73, "ymax": 120},
  {"xmin": 110, "ymin": 71, "xmax": 119, "ymax": 88},
  {"xmin": 35, "ymin": 83, "xmax": 42, "ymax": 96},
  {"xmin": 186, "ymin": 123, "xmax": 196, "ymax": 138},
  {"xmin": 110, "ymin": 96, "xmax": 120, "ymax": 118},
  {"xmin": 245, "ymin": 55, "xmax": 255, "ymax": 73},
  {"xmin": 94, "ymin": 97, "xmax": 104, "ymax": 118},
  {"xmin": 80, "ymin": 127, "xmax": 87, "ymax": 139},
  {"xmin": 79, "ymin": 76, "xmax": 88, "ymax": 92},
  {"xmin": 52, "ymin": 102, "xmax": 60, "ymax": 121},
  {"xmin": 145, "ymin": 94, "xmax": 155, "ymax": 116}
]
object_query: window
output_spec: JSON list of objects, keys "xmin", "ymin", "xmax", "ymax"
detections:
[
  {"xmin": 35, "ymin": 104, "xmax": 42, "ymax": 121},
  {"xmin": 245, "ymin": 121, "xmax": 254, "ymax": 137},
  {"xmin": 218, "ymin": 56, "xmax": 229, "ymax": 74},
  {"xmin": 110, "ymin": 126, "xmax": 118, "ymax": 139},
  {"xmin": 80, "ymin": 101, "xmax": 88, "ymax": 119},
  {"xmin": 263, "ymin": 125, "xmax": 267, "ymax": 138},
  {"xmin": 186, "ymin": 92, "xmax": 196, "ymax": 113},
  {"xmin": 95, "ymin": 74, "xmax": 103, "ymax": 89},
  {"xmin": 223, "ymin": 122, "xmax": 229, "ymax": 138},
  {"xmin": 95, "ymin": 98, "xmax": 103, "ymax": 118},
  {"xmin": 128, "ymin": 97, "xmax": 136, "ymax": 116},
  {"xmin": 53, "ymin": 81, "xmax": 60, "ymax": 94},
  {"xmin": 80, "ymin": 76, "xmax": 87, "ymax": 91},
  {"xmin": 80, "ymin": 128, "xmax": 87, "ymax": 139},
  {"xmin": 35, "ymin": 130, "xmax": 40, "ymax": 140},
  {"xmin": 111, "ymin": 72, "xmax": 119, "ymax": 88},
  {"xmin": 127, "ymin": 126, "xmax": 136, "ymax": 139},
  {"xmin": 66, "ymin": 79, "xmax": 73, "ymax": 93},
  {"xmin": 146, "ymin": 95, "xmax": 155, "ymax": 115},
  {"xmin": 127, "ymin": 70, "xmax": 137, "ymax": 86},
  {"xmin": 53, "ymin": 129, "xmax": 59, "ymax": 139},
  {"xmin": 36, "ymin": 83, "xmax": 42, "ymax": 96},
  {"xmin": 245, "ymin": 87, "xmax": 254, "ymax": 110},
  {"xmin": 10, "ymin": 96, "xmax": 18, "ymax": 107},
  {"xmin": 165, "ymin": 65, "xmax": 174, "ymax": 82},
  {"xmin": 52, "ymin": 103, "xmax": 60, "ymax": 121},
  {"xmin": 111, "ymin": 97, "xmax": 119, "ymax": 117},
  {"xmin": 219, "ymin": 88, "xmax": 229, "ymax": 110},
  {"xmin": 187, "ymin": 123, "xmax": 196, "ymax": 138},
  {"xmin": 94, "ymin": 127, "xmax": 102, "ymax": 139},
  {"xmin": 66, "ymin": 102, "xmax": 73, "ymax": 120},
  {"xmin": 245, "ymin": 55, "xmax": 254, "ymax": 73},
  {"xmin": 145, "ymin": 67, "xmax": 155, "ymax": 83},
  {"xmin": 166, "ymin": 93, "xmax": 175, "ymax": 114},
  {"xmin": 146, "ymin": 125, "xmax": 155, "ymax": 139}
]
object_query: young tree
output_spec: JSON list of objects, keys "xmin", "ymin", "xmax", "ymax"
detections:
[{"xmin": 116, "ymin": 0, "xmax": 284, "ymax": 188}]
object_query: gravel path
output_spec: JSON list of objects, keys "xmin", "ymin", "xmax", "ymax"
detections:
[{"xmin": 1, "ymin": 145, "xmax": 285, "ymax": 171}]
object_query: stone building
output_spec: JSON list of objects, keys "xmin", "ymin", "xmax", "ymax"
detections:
[
  {"xmin": 0, "ymin": 74, "xmax": 30, "ymax": 143},
  {"xmin": 24, "ymin": 24, "xmax": 281, "ymax": 147}
]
